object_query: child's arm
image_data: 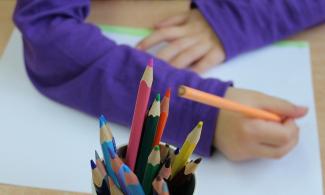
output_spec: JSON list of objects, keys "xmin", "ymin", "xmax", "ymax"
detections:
[
  {"xmin": 13, "ymin": 0, "xmax": 308, "ymax": 160},
  {"xmin": 192, "ymin": 0, "xmax": 325, "ymax": 59},
  {"xmin": 138, "ymin": 0, "xmax": 325, "ymax": 71},
  {"xmin": 13, "ymin": 0, "xmax": 232, "ymax": 156}
]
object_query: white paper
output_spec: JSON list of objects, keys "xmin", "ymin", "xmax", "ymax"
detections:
[{"xmin": 0, "ymin": 29, "xmax": 322, "ymax": 195}]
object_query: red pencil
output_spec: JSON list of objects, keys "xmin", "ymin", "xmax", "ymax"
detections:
[
  {"xmin": 126, "ymin": 59, "xmax": 153, "ymax": 170},
  {"xmin": 153, "ymin": 88, "xmax": 170, "ymax": 146}
]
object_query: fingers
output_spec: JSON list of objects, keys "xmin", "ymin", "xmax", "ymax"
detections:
[
  {"xmin": 190, "ymin": 47, "xmax": 225, "ymax": 73},
  {"xmin": 248, "ymin": 119, "xmax": 299, "ymax": 159},
  {"xmin": 156, "ymin": 36, "xmax": 199, "ymax": 62},
  {"xmin": 258, "ymin": 94, "xmax": 308, "ymax": 119},
  {"xmin": 251, "ymin": 119, "xmax": 299, "ymax": 146},
  {"xmin": 170, "ymin": 40, "xmax": 211, "ymax": 69},
  {"xmin": 155, "ymin": 13, "xmax": 188, "ymax": 28},
  {"xmin": 137, "ymin": 27, "xmax": 187, "ymax": 50}
]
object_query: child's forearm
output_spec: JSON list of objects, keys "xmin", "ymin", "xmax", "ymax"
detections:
[
  {"xmin": 14, "ymin": 0, "xmax": 233, "ymax": 156},
  {"xmin": 192, "ymin": 0, "xmax": 325, "ymax": 59}
]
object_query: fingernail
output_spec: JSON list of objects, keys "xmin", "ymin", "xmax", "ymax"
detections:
[{"xmin": 295, "ymin": 105, "xmax": 308, "ymax": 115}]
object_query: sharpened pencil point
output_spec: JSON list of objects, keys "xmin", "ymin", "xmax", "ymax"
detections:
[
  {"xmin": 197, "ymin": 121, "xmax": 203, "ymax": 128},
  {"xmin": 174, "ymin": 148, "xmax": 180, "ymax": 155},
  {"xmin": 148, "ymin": 58, "xmax": 153, "ymax": 67},
  {"xmin": 194, "ymin": 157, "xmax": 202, "ymax": 164},
  {"xmin": 95, "ymin": 150, "xmax": 100, "ymax": 160},
  {"xmin": 153, "ymin": 145, "xmax": 160, "ymax": 151},
  {"xmin": 99, "ymin": 115, "xmax": 107, "ymax": 128},
  {"xmin": 165, "ymin": 88, "xmax": 171, "ymax": 98},
  {"xmin": 155, "ymin": 93, "xmax": 160, "ymax": 101},
  {"xmin": 178, "ymin": 85, "xmax": 185, "ymax": 96},
  {"xmin": 90, "ymin": 160, "xmax": 96, "ymax": 169}
]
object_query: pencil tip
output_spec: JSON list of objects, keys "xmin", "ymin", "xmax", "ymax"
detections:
[
  {"xmin": 95, "ymin": 150, "xmax": 100, "ymax": 160},
  {"xmin": 148, "ymin": 58, "xmax": 154, "ymax": 67},
  {"xmin": 165, "ymin": 88, "xmax": 171, "ymax": 98},
  {"xmin": 197, "ymin": 121, "xmax": 203, "ymax": 128},
  {"xmin": 174, "ymin": 148, "xmax": 180, "ymax": 154},
  {"xmin": 153, "ymin": 145, "xmax": 160, "ymax": 151},
  {"xmin": 178, "ymin": 85, "xmax": 185, "ymax": 96},
  {"xmin": 99, "ymin": 115, "xmax": 107, "ymax": 128},
  {"xmin": 194, "ymin": 157, "xmax": 202, "ymax": 164},
  {"xmin": 90, "ymin": 160, "xmax": 96, "ymax": 169},
  {"xmin": 155, "ymin": 93, "xmax": 160, "ymax": 101}
]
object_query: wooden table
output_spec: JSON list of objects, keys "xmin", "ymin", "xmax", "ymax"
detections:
[{"xmin": 0, "ymin": 0, "xmax": 324, "ymax": 194}]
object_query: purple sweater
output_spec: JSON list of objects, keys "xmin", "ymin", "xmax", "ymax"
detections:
[{"xmin": 13, "ymin": 0, "xmax": 324, "ymax": 156}]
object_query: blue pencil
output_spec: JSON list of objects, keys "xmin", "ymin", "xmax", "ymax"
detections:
[
  {"xmin": 90, "ymin": 160, "xmax": 111, "ymax": 195},
  {"xmin": 99, "ymin": 115, "xmax": 117, "ymax": 152},
  {"xmin": 99, "ymin": 116, "xmax": 120, "ymax": 188},
  {"xmin": 122, "ymin": 164, "xmax": 145, "ymax": 195}
]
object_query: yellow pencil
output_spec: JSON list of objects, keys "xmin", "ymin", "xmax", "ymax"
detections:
[{"xmin": 171, "ymin": 121, "xmax": 202, "ymax": 178}]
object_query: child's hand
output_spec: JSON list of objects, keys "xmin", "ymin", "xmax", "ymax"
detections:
[
  {"xmin": 215, "ymin": 88, "xmax": 308, "ymax": 161},
  {"xmin": 137, "ymin": 10, "xmax": 225, "ymax": 73}
]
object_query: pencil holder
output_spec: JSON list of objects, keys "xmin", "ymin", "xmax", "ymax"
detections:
[
  {"xmin": 117, "ymin": 144, "xmax": 196, "ymax": 195},
  {"xmin": 91, "ymin": 143, "xmax": 196, "ymax": 195}
]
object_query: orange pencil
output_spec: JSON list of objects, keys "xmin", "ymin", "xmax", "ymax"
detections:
[
  {"xmin": 153, "ymin": 88, "xmax": 170, "ymax": 146},
  {"xmin": 178, "ymin": 85, "xmax": 281, "ymax": 122}
]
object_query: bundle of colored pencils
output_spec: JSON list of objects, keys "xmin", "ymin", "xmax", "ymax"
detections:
[{"xmin": 90, "ymin": 59, "xmax": 203, "ymax": 195}]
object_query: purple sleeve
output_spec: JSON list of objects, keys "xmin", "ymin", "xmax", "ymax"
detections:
[
  {"xmin": 13, "ymin": 0, "xmax": 232, "ymax": 156},
  {"xmin": 192, "ymin": 0, "xmax": 325, "ymax": 59}
]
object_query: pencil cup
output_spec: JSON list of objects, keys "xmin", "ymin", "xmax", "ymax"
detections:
[{"xmin": 117, "ymin": 143, "xmax": 196, "ymax": 195}]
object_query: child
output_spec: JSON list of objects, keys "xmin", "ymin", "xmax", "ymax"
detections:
[{"xmin": 13, "ymin": 0, "xmax": 324, "ymax": 161}]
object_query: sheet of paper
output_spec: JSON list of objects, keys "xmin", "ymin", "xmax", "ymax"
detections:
[{"xmin": 0, "ymin": 28, "xmax": 322, "ymax": 195}]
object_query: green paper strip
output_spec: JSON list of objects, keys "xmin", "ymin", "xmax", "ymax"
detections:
[
  {"xmin": 99, "ymin": 24, "xmax": 152, "ymax": 37},
  {"xmin": 99, "ymin": 24, "xmax": 309, "ymax": 49},
  {"xmin": 275, "ymin": 41, "xmax": 309, "ymax": 48}
]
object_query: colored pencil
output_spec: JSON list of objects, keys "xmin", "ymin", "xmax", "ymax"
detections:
[
  {"xmin": 161, "ymin": 178, "xmax": 170, "ymax": 195},
  {"xmin": 152, "ymin": 176, "xmax": 170, "ymax": 195},
  {"xmin": 135, "ymin": 94, "xmax": 161, "ymax": 181},
  {"xmin": 171, "ymin": 158, "xmax": 201, "ymax": 187},
  {"xmin": 171, "ymin": 122, "xmax": 202, "ymax": 178},
  {"xmin": 142, "ymin": 145, "xmax": 161, "ymax": 195},
  {"xmin": 95, "ymin": 150, "xmax": 107, "ymax": 177},
  {"xmin": 108, "ymin": 175, "xmax": 123, "ymax": 195},
  {"xmin": 158, "ymin": 157, "xmax": 171, "ymax": 180},
  {"xmin": 126, "ymin": 59, "xmax": 154, "ymax": 170},
  {"xmin": 122, "ymin": 164, "xmax": 145, "ymax": 195},
  {"xmin": 170, "ymin": 147, "xmax": 179, "ymax": 166},
  {"xmin": 178, "ymin": 85, "xmax": 281, "ymax": 122},
  {"xmin": 100, "ymin": 118, "xmax": 120, "ymax": 188},
  {"xmin": 160, "ymin": 144, "xmax": 170, "ymax": 163},
  {"xmin": 91, "ymin": 160, "xmax": 110, "ymax": 195},
  {"xmin": 108, "ymin": 146, "xmax": 129, "ymax": 195},
  {"xmin": 99, "ymin": 115, "xmax": 117, "ymax": 152},
  {"xmin": 153, "ymin": 88, "xmax": 170, "ymax": 146}
]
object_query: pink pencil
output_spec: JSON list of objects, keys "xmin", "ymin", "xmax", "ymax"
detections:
[{"xmin": 126, "ymin": 59, "xmax": 154, "ymax": 170}]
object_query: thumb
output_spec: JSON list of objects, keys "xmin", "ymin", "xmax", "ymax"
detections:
[{"xmin": 259, "ymin": 95, "xmax": 308, "ymax": 119}]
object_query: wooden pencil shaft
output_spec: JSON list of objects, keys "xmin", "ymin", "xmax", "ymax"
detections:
[
  {"xmin": 135, "ymin": 96, "xmax": 160, "ymax": 181},
  {"xmin": 179, "ymin": 85, "xmax": 281, "ymax": 122},
  {"xmin": 126, "ymin": 62, "xmax": 153, "ymax": 170},
  {"xmin": 171, "ymin": 122, "xmax": 202, "ymax": 178}
]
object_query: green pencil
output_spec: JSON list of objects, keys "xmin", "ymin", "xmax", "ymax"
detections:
[
  {"xmin": 135, "ymin": 94, "xmax": 160, "ymax": 181},
  {"xmin": 142, "ymin": 145, "xmax": 161, "ymax": 195}
]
